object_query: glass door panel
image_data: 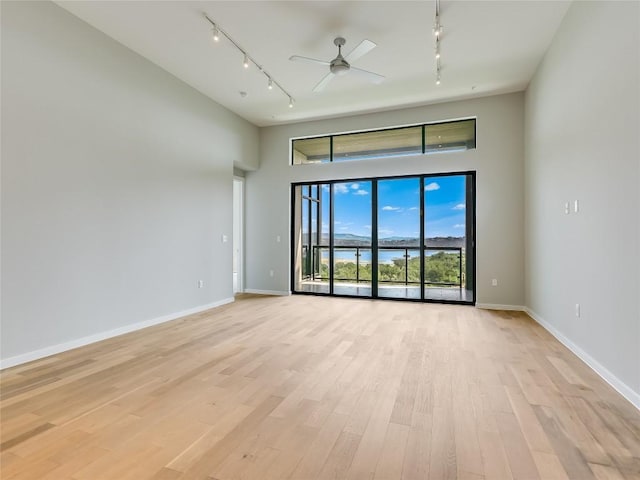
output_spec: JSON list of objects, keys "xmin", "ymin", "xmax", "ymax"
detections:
[
  {"xmin": 377, "ymin": 178, "xmax": 421, "ymax": 300},
  {"xmin": 293, "ymin": 185, "xmax": 307, "ymax": 293},
  {"xmin": 293, "ymin": 184, "xmax": 329, "ymax": 294},
  {"xmin": 332, "ymin": 181, "xmax": 372, "ymax": 297},
  {"xmin": 318, "ymin": 184, "xmax": 330, "ymax": 285},
  {"xmin": 423, "ymin": 174, "xmax": 474, "ymax": 302}
]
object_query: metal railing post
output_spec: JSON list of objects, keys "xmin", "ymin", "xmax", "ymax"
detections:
[{"xmin": 404, "ymin": 248, "xmax": 409, "ymax": 286}]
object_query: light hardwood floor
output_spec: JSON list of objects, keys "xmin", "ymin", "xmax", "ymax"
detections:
[{"xmin": 1, "ymin": 295, "xmax": 639, "ymax": 480}]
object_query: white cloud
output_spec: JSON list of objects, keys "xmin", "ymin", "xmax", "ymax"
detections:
[
  {"xmin": 350, "ymin": 183, "xmax": 360, "ymax": 190},
  {"xmin": 453, "ymin": 203, "xmax": 465, "ymax": 210},
  {"xmin": 424, "ymin": 182, "xmax": 440, "ymax": 191},
  {"xmin": 340, "ymin": 226, "xmax": 349, "ymax": 230},
  {"xmin": 379, "ymin": 229, "xmax": 394, "ymax": 236},
  {"xmin": 321, "ymin": 185, "xmax": 329, "ymax": 192},
  {"xmin": 408, "ymin": 207, "xmax": 418, "ymax": 211},
  {"xmin": 454, "ymin": 224, "xmax": 465, "ymax": 229},
  {"xmin": 382, "ymin": 205, "xmax": 401, "ymax": 211},
  {"xmin": 334, "ymin": 184, "xmax": 349, "ymax": 194},
  {"xmin": 364, "ymin": 225, "xmax": 372, "ymax": 230},
  {"xmin": 353, "ymin": 189, "xmax": 368, "ymax": 196}
]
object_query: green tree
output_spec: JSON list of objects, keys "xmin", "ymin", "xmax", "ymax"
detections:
[{"xmin": 314, "ymin": 251, "xmax": 463, "ymax": 287}]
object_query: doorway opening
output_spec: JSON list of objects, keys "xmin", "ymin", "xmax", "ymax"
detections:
[{"xmin": 233, "ymin": 177, "xmax": 244, "ymax": 294}]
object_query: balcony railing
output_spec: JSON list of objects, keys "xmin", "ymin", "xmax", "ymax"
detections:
[{"xmin": 301, "ymin": 244, "xmax": 463, "ymax": 288}]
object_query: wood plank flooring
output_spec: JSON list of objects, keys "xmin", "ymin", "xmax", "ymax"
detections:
[{"xmin": 1, "ymin": 295, "xmax": 639, "ymax": 479}]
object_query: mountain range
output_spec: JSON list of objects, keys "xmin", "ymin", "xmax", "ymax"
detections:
[{"xmin": 302, "ymin": 233, "xmax": 465, "ymax": 248}]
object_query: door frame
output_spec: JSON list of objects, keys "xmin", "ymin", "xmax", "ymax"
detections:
[{"xmin": 290, "ymin": 170, "xmax": 476, "ymax": 305}]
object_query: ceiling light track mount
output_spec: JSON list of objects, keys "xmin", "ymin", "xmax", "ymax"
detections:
[
  {"xmin": 433, "ymin": 0, "xmax": 443, "ymax": 85},
  {"xmin": 203, "ymin": 13, "xmax": 294, "ymax": 108}
]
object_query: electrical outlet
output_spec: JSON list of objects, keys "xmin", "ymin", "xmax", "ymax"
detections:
[
  {"xmin": 564, "ymin": 202, "xmax": 570, "ymax": 214},
  {"xmin": 491, "ymin": 278, "xmax": 498, "ymax": 287},
  {"xmin": 269, "ymin": 270, "xmax": 274, "ymax": 277},
  {"xmin": 574, "ymin": 199, "xmax": 579, "ymax": 213},
  {"xmin": 198, "ymin": 280, "xmax": 204, "ymax": 288},
  {"xmin": 575, "ymin": 303, "xmax": 580, "ymax": 317}
]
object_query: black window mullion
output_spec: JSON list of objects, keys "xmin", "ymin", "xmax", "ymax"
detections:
[
  {"xmin": 307, "ymin": 188, "xmax": 312, "ymax": 279},
  {"xmin": 371, "ymin": 179, "xmax": 378, "ymax": 298},
  {"xmin": 329, "ymin": 183, "xmax": 334, "ymax": 295},
  {"xmin": 421, "ymin": 125, "xmax": 426, "ymax": 154},
  {"xmin": 466, "ymin": 173, "xmax": 476, "ymax": 303},
  {"xmin": 330, "ymin": 136, "xmax": 334, "ymax": 163},
  {"xmin": 420, "ymin": 176, "xmax": 425, "ymax": 301},
  {"xmin": 290, "ymin": 185, "xmax": 296, "ymax": 292},
  {"xmin": 316, "ymin": 186, "xmax": 321, "ymax": 255}
]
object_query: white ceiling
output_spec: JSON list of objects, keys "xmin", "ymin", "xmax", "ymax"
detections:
[{"xmin": 56, "ymin": 1, "xmax": 571, "ymax": 127}]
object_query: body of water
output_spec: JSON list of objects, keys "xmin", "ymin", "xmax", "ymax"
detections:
[{"xmin": 317, "ymin": 248, "xmax": 460, "ymax": 265}]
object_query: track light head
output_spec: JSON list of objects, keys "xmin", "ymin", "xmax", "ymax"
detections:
[
  {"xmin": 268, "ymin": 78, "xmax": 273, "ymax": 90},
  {"xmin": 289, "ymin": 97, "xmax": 294, "ymax": 108},
  {"xmin": 212, "ymin": 25, "xmax": 220, "ymax": 42},
  {"xmin": 243, "ymin": 54, "xmax": 249, "ymax": 69}
]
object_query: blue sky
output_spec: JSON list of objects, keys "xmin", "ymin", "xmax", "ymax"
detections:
[{"xmin": 326, "ymin": 175, "xmax": 467, "ymax": 238}]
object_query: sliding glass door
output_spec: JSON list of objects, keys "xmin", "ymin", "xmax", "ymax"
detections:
[
  {"xmin": 423, "ymin": 174, "xmax": 474, "ymax": 302},
  {"xmin": 293, "ymin": 183, "xmax": 329, "ymax": 294},
  {"xmin": 377, "ymin": 178, "xmax": 421, "ymax": 300},
  {"xmin": 292, "ymin": 172, "xmax": 475, "ymax": 304},
  {"xmin": 332, "ymin": 181, "xmax": 372, "ymax": 297}
]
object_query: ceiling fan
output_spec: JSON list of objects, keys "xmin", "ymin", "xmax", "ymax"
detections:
[{"xmin": 290, "ymin": 37, "xmax": 385, "ymax": 92}]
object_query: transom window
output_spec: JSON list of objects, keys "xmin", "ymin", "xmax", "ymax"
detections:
[{"xmin": 291, "ymin": 118, "xmax": 476, "ymax": 165}]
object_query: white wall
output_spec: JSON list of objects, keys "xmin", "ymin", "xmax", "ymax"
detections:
[
  {"xmin": 0, "ymin": 1, "xmax": 259, "ymax": 365},
  {"xmin": 524, "ymin": 1, "xmax": 639, "ymax": 403},
  {"xmin": 247, "ymin": 93, "xmax": 525, "ymax": 306}
]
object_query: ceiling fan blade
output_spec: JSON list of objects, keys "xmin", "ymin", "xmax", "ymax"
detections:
[
  {"xmin": 349, "ymin": 67, "xmax": 385, "ymax": 84},
  {"xmin": 344, "ymin": 39, "xmax": 376, "ymax": 63},
  {"xmin": 313, "ymin": 72, "xmax": 336, "ymax": 92},
  {"xmin": 289, "ymin": 55, "xmax": 330, "ymax": 66}
]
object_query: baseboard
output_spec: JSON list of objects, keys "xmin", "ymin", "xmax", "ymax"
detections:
[
  {"xmin": 524, "ymin": 307, "xmax": 640, "ymax": 410},
  {"xmin": 0, "ymin": 297, "xmax": 234, "ymax": 370},
  {"xmin": 243, "ymin": 289, "xmax": 291, "ymax": 296},
  {"xmin": 476, "ymin": 303, "xmax": 526, "ymax": 311}
]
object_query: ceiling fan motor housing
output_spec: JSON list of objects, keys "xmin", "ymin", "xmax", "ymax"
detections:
[
  {"xmin": 330, "ymin": 57, "xmax": 350, "ymax": 75},
  {"xmin": 330, "ymin": 36, "xmax": 350, "ymax": 75}
]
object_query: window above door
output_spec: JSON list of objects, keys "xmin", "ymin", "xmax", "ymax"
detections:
[{"xmin": 291, "ymin": 118, "xmax": 476, "ymax": 165}]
